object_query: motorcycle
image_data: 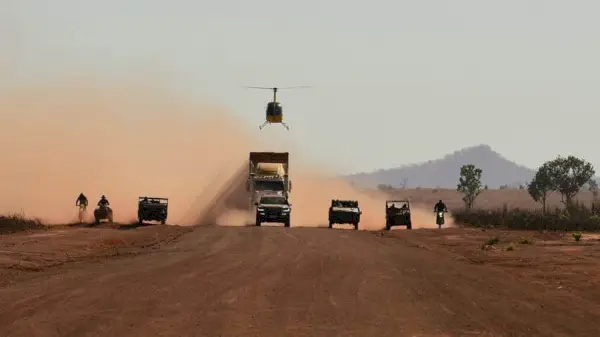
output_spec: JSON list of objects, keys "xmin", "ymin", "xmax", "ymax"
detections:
[
  {"xmin": 434, "ymin": 209, "xmax": 447, "ymax": 229},
  {"xmin": 76, "ymin": 203, "xmax": 87, "ymax": 223}
]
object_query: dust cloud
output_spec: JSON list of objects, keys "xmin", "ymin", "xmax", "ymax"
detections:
[
  {"xmin": 0, "ymin": 75, "xmax": 450, "ymax": 229},
  {"xmin": 0, "ymin": 77, "xmax": 255, "ymax": 224}
]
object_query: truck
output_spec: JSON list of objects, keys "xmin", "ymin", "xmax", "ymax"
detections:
[
  {"xmin": 245, "ymin": 152, "xmax": 292, "ymax": 210},
  {"xmin": 328, "ymin": 199, "xmax": 361, "ymax": 230}
]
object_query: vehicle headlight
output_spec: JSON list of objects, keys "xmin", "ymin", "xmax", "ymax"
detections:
[
  {"xmin": 257, "ymin": 208, "xmax": 265, "ymax": 212},
  {"xmin": 282, "ymin": 208, "xmax": 290, "ymax": 213}
]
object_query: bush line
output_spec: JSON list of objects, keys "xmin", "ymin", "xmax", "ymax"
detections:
[
  {"xmin": 0, "ymin": 214, "xmax": 46, "ymax": 234},
  {"xmin": 452, "ymin": 203, "xmax": 600, "ymax": 232}
]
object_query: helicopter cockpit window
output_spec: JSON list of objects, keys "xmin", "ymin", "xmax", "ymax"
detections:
[{"xmin": 267, "ymin": 102, "xmax": 282, "ymax": 117}]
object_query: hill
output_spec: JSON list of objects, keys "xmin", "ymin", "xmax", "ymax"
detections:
[{"xmin": 347, "ymin": 144, "xmax": 535, "ymax": 189}]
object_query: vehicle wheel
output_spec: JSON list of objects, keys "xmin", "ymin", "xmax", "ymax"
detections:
[
  {"xmin": 161, "ymin": 220, "xmax": 166, "ymax": 225},
  {"xmin": 385, "ymin": 219, "xmax": 391, "ymax": 231},
  {"xmin": 407, "ymin": 224, "xmax": 412, "ymax": 230},
  {"xmin": 284, "ymin": 218, "xmax": 290, "ymax": 228},
  {"xmin": 354, "ymin": 223, "xmax": 358, "ymax": 230},
  {"xmin": 328, "ymin": 222, "xmax": 333, "ymax": 229}
]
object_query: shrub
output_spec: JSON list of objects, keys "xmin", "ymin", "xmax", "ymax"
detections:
[
  {"xmin": 452, "ymin": 202, "xmax": 600, "ymax": 232},
  {"xmin": 0, "ymin": 214, "xmax": 46, "ymax": 234}
]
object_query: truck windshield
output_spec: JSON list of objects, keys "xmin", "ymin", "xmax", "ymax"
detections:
[
  {"xmin": 254, "ymin": 180, "xmax": 284, "ymax": 191},
  {"xmin": 260, "ymin": 196, "xmax": 287, "ymax": 205}
]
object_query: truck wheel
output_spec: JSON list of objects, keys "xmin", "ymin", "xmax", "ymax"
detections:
[
  {"xmin": 138, "ymin": 219, "xmax": 143, "ymax": 225},
  {"xmin": 328, "ymin": 222, "xmax": 333, "ymax": 229},
  {"xmin": 161, "ymin": 220, "xmax": 166, "ymax": 225},
  {"xmin": 407, "ymin": 224, "xmax": 412, "ymax": 230},
  {"xmin": 354, "ymin": 223, "xmax": 358, "ymax": 230},
  {"xmin": 284, "ymin": 219, "xmax": 290, "ymax": 228}
]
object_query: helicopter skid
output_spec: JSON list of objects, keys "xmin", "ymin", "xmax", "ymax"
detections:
[{"xmin": 259, "ymin": 121, "xmax": 290, "ymax": 131}]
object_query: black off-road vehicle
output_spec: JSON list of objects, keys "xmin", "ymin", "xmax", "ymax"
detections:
[
  {"xmin": 385, "ymin": 200, "xmax": 412, "ymax": 230},
  {"xmin": 255, "ymin": 194, "xmax": 291, "ymax": 227},
  {"xmin": 137, "ymin": 196, "xmax": 168, "ymax": 225},
  {"xmin": 328, "ymin": 199, "xmax": 361, "ymax": 230}
]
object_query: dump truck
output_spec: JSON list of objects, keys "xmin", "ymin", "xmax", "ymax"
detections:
[{"xmin": 246, "ymin": 152, "xmax": 291, "ymax": 210}]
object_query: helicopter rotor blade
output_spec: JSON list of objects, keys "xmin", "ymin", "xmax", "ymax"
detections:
[
  {"xmin": 277, "ymin": 86, "xmax": 312, "ymax": 89},
  {"xmin": 243, "ymin": 86, "xmax": 312, "ymax": 90}
]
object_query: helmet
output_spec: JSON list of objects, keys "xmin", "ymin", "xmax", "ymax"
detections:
[
  {"xmin": 438, "ymin": 199, "xmax": 442, "ymax": 203},
  {"xmin": 101, "ymin": 195, "xmax": 106, "ymax": 199}
]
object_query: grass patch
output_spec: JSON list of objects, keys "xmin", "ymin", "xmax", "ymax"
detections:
[
  {"xmin": 481, "ymin": 236, "xmax": 500, "ymax": 250},
  {"xmin": 0, "ymin": 214, "xmax": 46, "ymax": 234},
  {"xmin": 518, "ymin": 237, "xmax": 534, "ymax": 244}
]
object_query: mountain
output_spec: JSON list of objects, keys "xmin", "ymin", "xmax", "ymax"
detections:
[{"xmin": 347, "ymin": 144, "xmax": 535, "ymax": 189}]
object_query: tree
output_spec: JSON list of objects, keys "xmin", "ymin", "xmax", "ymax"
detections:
[
  {"xmin": 545, "ymin": 156, "xmax": 595, "ymax": 206},
  {"xmin": 527, "ymin": 163, "xmax": 554, "ymax": 214},
  {"xmin": 589, "ymin": 179, "xmax": 598, "ymax": 200},
  {"xmin": 457, "ymin": 164, "xmax": 484, "ymax": 209}
]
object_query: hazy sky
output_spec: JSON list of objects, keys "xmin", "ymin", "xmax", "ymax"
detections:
[{"xmin": 3, "ymin": 0, "xmax": 600, "ymax": 174}]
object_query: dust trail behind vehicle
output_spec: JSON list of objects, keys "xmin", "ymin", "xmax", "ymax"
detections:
[{"xmin": 0, "ymin": 75, "xmax": 453, "ymax": 229}]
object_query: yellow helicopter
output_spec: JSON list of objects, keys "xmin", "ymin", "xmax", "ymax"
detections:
[{"xmin": 245, "ymin": 86, "xmax": 310, "ymax": 130}]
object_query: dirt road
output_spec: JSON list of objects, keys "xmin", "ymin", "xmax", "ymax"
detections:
[{"xmin": 1, "ymin": 225, "xmax": 600, "ymax": 337}]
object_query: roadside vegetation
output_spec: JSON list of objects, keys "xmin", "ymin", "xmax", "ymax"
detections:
[
  {"xmin": 453, "ymin": 155, "xmax": 600, "ymax": 231},
  {"xmin": 0, "ymin": 214, "xmax": 46, "ymax": 234}
]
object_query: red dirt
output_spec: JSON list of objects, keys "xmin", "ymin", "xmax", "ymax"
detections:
[{"xmin": 1, "ymin": 224, "xmax": 599, "ymax": 337}]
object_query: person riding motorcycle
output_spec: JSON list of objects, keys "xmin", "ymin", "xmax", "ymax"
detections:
[
  {"xmin": 76, "ymin": 193, "xmax": 88, "ymax": 209},
  {"xmin": 97, "ymin": 195, "xmax": 110, "ymax": 207},
  {"xmin": 434, "ymin": 200, "xmax": 447, "ymax": 213}
]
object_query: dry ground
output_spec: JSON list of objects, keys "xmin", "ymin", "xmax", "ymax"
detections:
[{"xmin": 1, "ymin": 221, "xmax": 600, "ymax": 337}]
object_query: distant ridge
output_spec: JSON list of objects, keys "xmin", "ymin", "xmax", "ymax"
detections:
[{"xmin": 347, "ymin": 144, "xmax": 535, "ymax": 189}]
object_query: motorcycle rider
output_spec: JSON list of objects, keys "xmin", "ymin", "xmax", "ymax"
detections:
[
  {"xmin": 76, "ymin": 193, "xmax": 88, "ymax": 209},
  {"xmin": 97, "ymin": 195, "xmax": 110, "ymax": 207},
  {"xmin": 434, "ymin": 199, "xmax": 447, "ymax": 213}
]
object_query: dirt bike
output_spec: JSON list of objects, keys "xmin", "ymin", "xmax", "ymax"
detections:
[
  {"xmin": 434, "ymin": 209, "xmax": 447, "ymax": 229},
  {"xmin": 76, "ymin": 203, "xmax": 88, "ymax": 223}
]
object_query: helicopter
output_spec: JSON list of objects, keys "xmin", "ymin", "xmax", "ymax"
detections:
[{"xmin": 244, "ymin": 86, "xmax": 310, "ymax": 130}]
